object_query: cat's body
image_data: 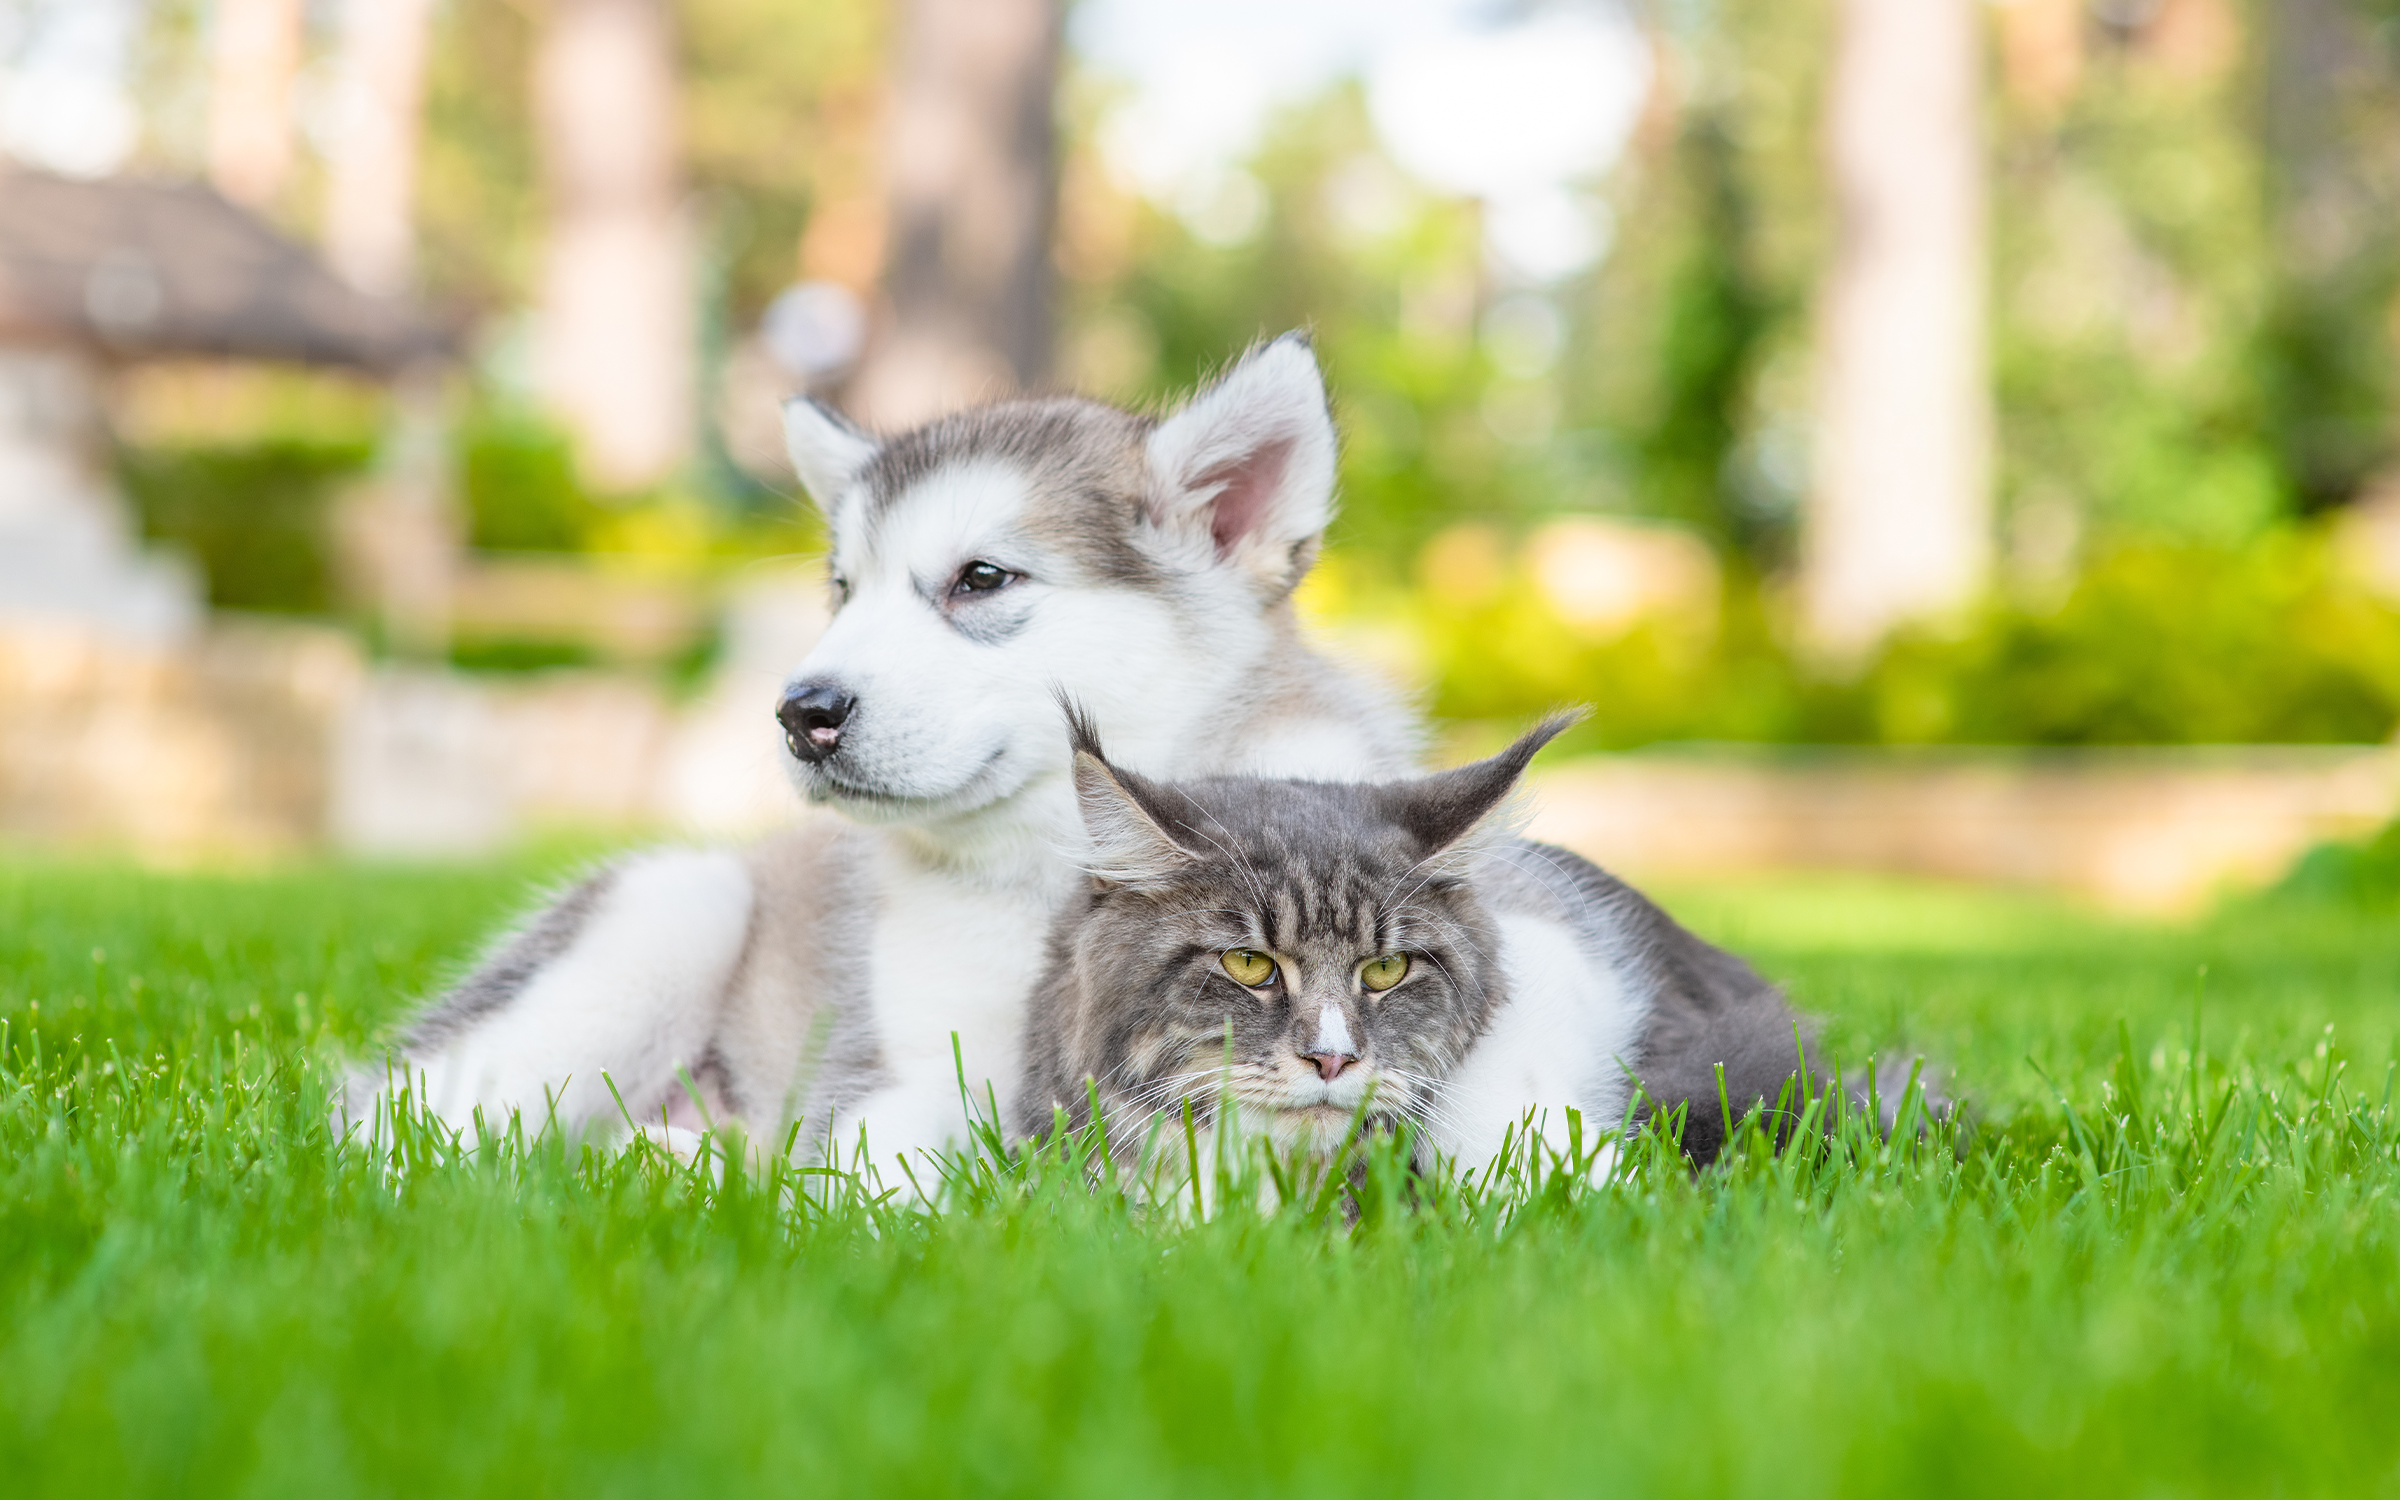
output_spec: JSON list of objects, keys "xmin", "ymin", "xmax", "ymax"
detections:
[{"xmin": 1012, "ymin": 717, "xmax": 1812, "ymax": 1172}]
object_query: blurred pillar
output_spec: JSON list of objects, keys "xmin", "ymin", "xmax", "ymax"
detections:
[
  {"xmin": 1802, "ymin": 0, "xmax": 1990, "ymax": 659},
  {"xmin": 324, "ymin": 0, "xmax": 435, "ymax": 297},
  {"xmin": 532, "ymin": 0, "xmax": 693, "ymax": 491},
  {"xmin": 848, "ymin": 0, "xmax": 1060, "ymax": 428},
  {"xmin": 206, "ymin": 0, "xmax": 303, "ymax": 208},
  {"xmin": 335, "ymin": 364, "xmax": 459, "ymax": 659}
]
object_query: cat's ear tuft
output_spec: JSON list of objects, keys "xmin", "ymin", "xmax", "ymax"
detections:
[
  {"xmin": 1142, "ymin": 333, "xmax": 1336, "ymax": 596},
  {"xmin": 781, "ymin": 396, "xmax": 879, "ymax": 513},
  {"xmin": 1382, "ymin": 711, "xmax": 1583, "ymax": 867},
  {"xmin": 1064, "ymin": 704, "xmax": 1201, "ymax": 888}
]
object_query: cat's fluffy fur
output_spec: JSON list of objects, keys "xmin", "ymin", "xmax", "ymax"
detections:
[
  {"xmin": 1015, "ymin": 712, "xmax": 1556, "ymax": 1162},
  {"xmin": 1018, "ymin": 713, "xmax": 1823, "ymax": 1171}
]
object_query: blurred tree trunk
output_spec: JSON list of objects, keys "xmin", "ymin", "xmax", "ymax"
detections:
[
  {"xmin": 1801, "ymin": 0, "xmax": 1990, "ymax": 659},
  {"xmin": 532, "ymin": 0, "xmax": 693, "ymax": 490},
  {"xmin": 2259, "ymin": 0, "xmax": 2397, "ymax": 509},
  {"xmin": 324, "ymin": 0, "xmax": 435, "ymax": 296},
  {"xmin": 848, "ymin": 0, "xmax": 1060, "ymax": 428},
  {"xmin": 206, "ymin": 0, "xmax": 302, "ymax": 209}
]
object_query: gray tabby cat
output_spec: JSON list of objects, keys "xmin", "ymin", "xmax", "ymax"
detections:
[{"xmin": 1015, "ymin": 711, "xmax": 1823, "ymax": 1173}]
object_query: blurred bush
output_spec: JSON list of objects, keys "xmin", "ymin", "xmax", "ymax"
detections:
[
  {"xmin": 2273, "ymin": 818, "xmax": 2400, "ymax": 908},
  {"xmin": 458, "ymin": 412, "xmax": 607, "ymax": 553},
  {"xmin": 1320, "ymin": 527, "xmax": 2400, "ymax": 750},
  {"xmin": 1862, "ymin": 539, "xmax": 2400, "ymax": 744},
  {"xmin": 120, "ymin": 441, "xmax": 374, "ymax": 614}
]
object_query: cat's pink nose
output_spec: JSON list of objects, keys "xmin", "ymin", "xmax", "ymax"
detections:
[{"xmin": 1304, "ymin": 1051, "xmax": 1356, "ymax": 1082}]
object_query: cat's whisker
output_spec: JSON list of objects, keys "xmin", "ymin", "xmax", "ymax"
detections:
[
  {"xmin": 1376, "ymin": 1070, "xmax": 1476, "ymax": 1136},
  {"xmin": 1378, "ymin": 843, "xmax": 1461, "ymax": 931}
]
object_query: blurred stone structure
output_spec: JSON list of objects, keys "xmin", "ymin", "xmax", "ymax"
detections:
[
  {"xmin": 1531, "ymin": 746, "xmax": 2400, "ymax": 916},
  {"xmin": 0, "ymin": 169, "xmax": 445, "ymax": 647},
  {"xmin": 0, "ymin": 168, "xmax": 447, "ymax": 857},
  {"xmin": 0, "ymin": 346, "xmax": 196, "ymax": 643},
  {"xmin": 0, "ymin": 568, "xmax": 823, "ymax": 862}
]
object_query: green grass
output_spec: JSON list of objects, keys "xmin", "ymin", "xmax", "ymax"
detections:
[{"xmin": 4, "ymin": 854, "xmax": 2398, "ymax": 1497}]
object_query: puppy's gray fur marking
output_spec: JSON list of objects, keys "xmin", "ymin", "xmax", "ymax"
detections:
[
  {"xmin": 856, "ymin": 399, "xmax": 1165, "ymax": 592},
  {"xmin": 400, "ymin": 869, "xmax": 619, "ymax": 1052}
]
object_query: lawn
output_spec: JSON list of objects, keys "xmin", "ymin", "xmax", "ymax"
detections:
[{"xmin": 3, "ymin": 851, "xmax": 2397, "ymax": 1497}]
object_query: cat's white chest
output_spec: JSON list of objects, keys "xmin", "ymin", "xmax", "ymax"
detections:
[{"xmin": 1435, "ymin": 912, "xmax": 1647, "ymax": 1174}]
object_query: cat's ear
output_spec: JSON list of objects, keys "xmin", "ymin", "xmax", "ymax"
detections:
[
  {"xmin": 780, "ymin": 396, "xmax": 879, "ymax": 513},
  {"xmin": 1141, "ymin": 333, "xmax": 1337, "ymax": 597},
  {"xmin": 1382, "ymin": 712, "xmax": 1583, "ymax": 866},
  {"xmin": 1065, "ymin": 702, "xmax": 1200, "ymax": 887}
]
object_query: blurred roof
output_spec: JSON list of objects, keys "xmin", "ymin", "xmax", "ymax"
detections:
[{"xmin": 0, "ymin": 169, "xmax": 448, "ymax": 371}]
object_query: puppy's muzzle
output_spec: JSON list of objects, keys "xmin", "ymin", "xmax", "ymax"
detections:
[{"xmin": 777, "ymin": 682, "xmax": 856, "ymax": 763}]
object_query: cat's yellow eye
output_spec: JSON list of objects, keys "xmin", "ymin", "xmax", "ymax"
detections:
[
  {"xmin": 1221, "ymin": 949, "xmax": 1277, "ymax": 987},
  {"xmin": 1359, "ymin": 954, "xmax": 1410, "ymax": 992}
]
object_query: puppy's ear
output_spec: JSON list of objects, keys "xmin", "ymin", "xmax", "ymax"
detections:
[
  {"xmin": 1378, "ymin": 713, "xmax": 1582, "ymax": 871},
  {"xmin": 1066, "ymin": 706, "xmax": 1201, "ymax": 888},
  {"xmin": 1142, "ymin": 332, "xmax": 1336, "ymax": 596},
  {"xmin": 781, "ymin": 397, "xmax": 878, "ymax": 512}
]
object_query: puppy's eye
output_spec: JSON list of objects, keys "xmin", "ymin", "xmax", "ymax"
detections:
[
  {"xmin": 830, "ymin": 575, "xmax": 851, "ymax": 604},
  {"xmin": 950, "ymin": 560, "xmax": 1014, "ymax": 596},
  {"xmin": 1359, "ymin": 954, "xmax": 1410, "ymax": 992},
  {"xmin": 1221, "ymin": 949, "xmax": 1277, "ymax": 987}
]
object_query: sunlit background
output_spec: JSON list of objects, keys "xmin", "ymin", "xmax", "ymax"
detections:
[{"xmin": 3, "ymin": 0, "xmax": 2399, "ymax": 907}]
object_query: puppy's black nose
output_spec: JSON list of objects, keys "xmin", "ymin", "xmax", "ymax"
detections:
[{"xmin": 777, "ymin": 683, "xmax": 855, "ymax": 763}]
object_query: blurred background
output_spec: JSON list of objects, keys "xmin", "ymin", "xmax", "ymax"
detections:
[{"xmin": 4, "ymin": 0, "xmax": 2399, "ymax": 910}]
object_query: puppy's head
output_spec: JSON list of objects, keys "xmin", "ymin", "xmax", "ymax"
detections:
[{"xmin": 773, "ymin": 334, "xmax": 1340, "ymax": 827}]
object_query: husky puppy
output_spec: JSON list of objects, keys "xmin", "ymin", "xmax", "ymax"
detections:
[
  {"xmin": 342, "ymin": 336, "xmax": 1420, "ymax": 1170},
  {"xmin": 1018, "ymin": 712, "xmax": 1816, "ymax": 1173}
]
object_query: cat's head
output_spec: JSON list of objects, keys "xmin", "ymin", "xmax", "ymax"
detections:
[{"xmin": 1051, "ymin": 707, "xmax": 1573, "ymax": 1153}]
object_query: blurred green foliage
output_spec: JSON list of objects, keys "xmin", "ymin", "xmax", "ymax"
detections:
[
  {"xmin": 1329, "ymin": 530, "xmax": 2400, "ymax": 749},
  {"xmin": 119, "ymin": 441, "xmax": 373, "ymax": 614},
  {"xmin": 417, "ymin": 0, "xmax": 883, "ymax": 327},
  {"xmin": 457, "ymin": 412, "xmax": 607, "ymax": 553},
  {"xmin": 1054, "ymin": 0, "xmax": 2400, "ymax": 746},
  {"xmin": 1860, "ymin": 539, "xmax": 2400, "ymax": 744},
  {"xmin": 444, "ymin": 638, "xmax": 600, "ymax": 674},
  {"xmin": 103, "ymin": 1, "xmax": 2400, "ymax": 748},
  {"xmin": 2273, "ymin": 817, "xmax": 2400, "ymax": 908}
]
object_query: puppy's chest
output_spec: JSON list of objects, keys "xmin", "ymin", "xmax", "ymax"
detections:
[{"xmin": 861, "ymin": 861, "xmax": 1054, "ymax": 1081}]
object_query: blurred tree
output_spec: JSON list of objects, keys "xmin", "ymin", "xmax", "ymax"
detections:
[
  {"xmin": 1981, "ymin": 0, "xmax": 2396, "ymax": 561},
  {"xmin": 205, "ymin": 0, "xmax": 301, "ymax": 209},
  {"xmin": 324, "ymin": 0, "xmax": 436, "ymax": 297},
  {"xmin": 416, "ymin": 0, "xmax": 545, "ymax": 314},
  {"xmin": 1565, "ymin": 0, "xmax": 1830, "ymax": 571},
  {"xmin": 532, "ymin": 0, "xmax": 694, "ymax": 491},
  {"xmin": 1612, "ymin": 119, "xmax": 1770, "ymax": 550},
  {"xmin": 1802, "ymin": 0, "xmax": 1990, "ymax": 658},
  {"xmin": 679, "ymin": 0, "xmax": 884, "ymax": 326},
  {"xmin": 2258, "ymin": 0, "xmax": 2400, "ymax": 512},
  {"xmin": 849, "ymin": 0, "xmax": 1060, "ymax": 426}
]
